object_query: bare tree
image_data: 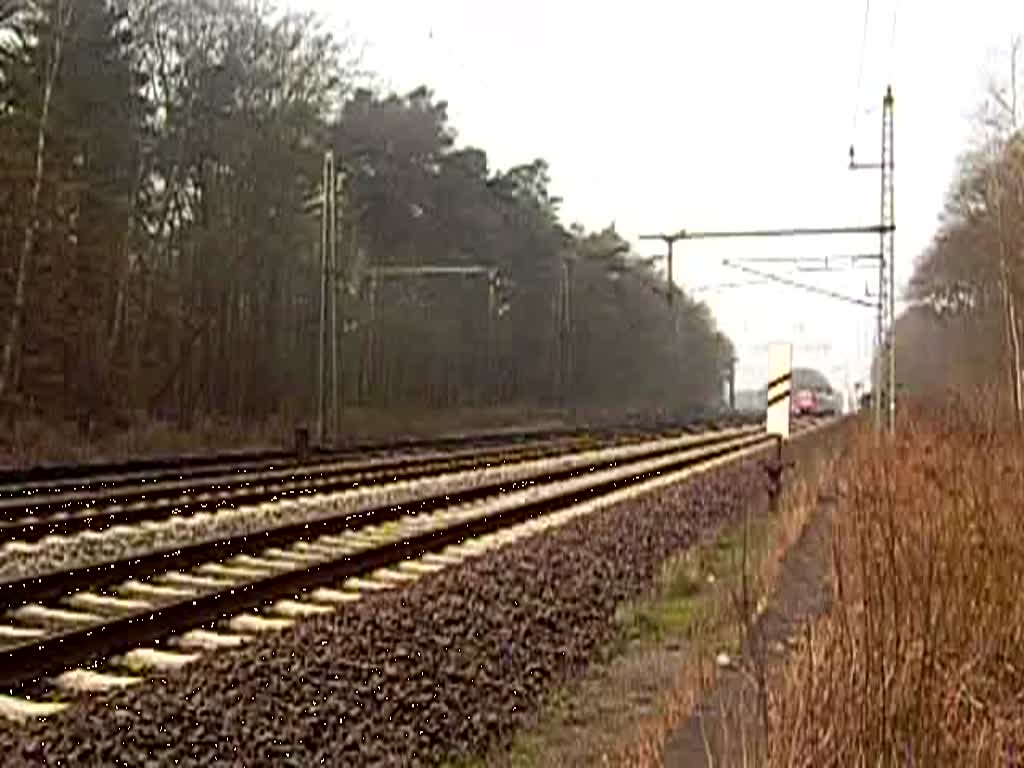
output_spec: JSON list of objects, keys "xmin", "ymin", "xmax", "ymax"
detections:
[
  {"xmin": 984, "ymin": 37, "xmax": 1024, "ymax": 426},
  {"xmin": 0, "ymin": 0, "xmax": 74, "ymax": 400}
]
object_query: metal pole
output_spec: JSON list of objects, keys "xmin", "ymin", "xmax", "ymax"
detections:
[
  {"xmin": 316, "ymin": 151, "xmax": 329, "ymax": 445},
  {"xmin": 553, "ymin": 261, "xmax": 564, "ymax": 401},
  {"xmin": 343, "ymin": 215, "xmax": 358, "ymax": 414},
  {"xmin": 638, "ymin": 234, "xmax": 681, "ymax": 307},
  {"xmin": 328, "ymin": 159, "xmax": 340, "ymax": 440},
  {"xmin": 565, "ymin": 258, "xmax": 574, "ymax": 405},
  {"xmin": 848, "ymin": 112, "xmax": 895, "ymax": 434},
  {"xmin": 728, "ymin": 356, "xmax": 736, "ymax": 411},
  {"xmin": 666, "ymin": 238, "xmax": 674, "ymax": 305},
  {"xmin": 368, "ymin": 271, "xmax": 378, "ymax": 405},
  {"xmin": 487, "ymin": 270, "xmax": 497, "ymax": 406},
  {"xmin": 874, "ymin": 86, "xmax": 896, "ymax": 433},
  {"xmin": 885, "ymin": 87, "xmax": 896, "ymax": 432},
  {"xmin": 877, "ymin": 97, "xmax": 885, "ymax": 433},
  {"xmin": 558, "ymin": 257, "xmax": 573, "ymax": 405}
]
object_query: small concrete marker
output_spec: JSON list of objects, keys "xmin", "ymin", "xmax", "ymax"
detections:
[{"xmin": 766, "ymin": 341, "xmax": 793, "ymax": 440}]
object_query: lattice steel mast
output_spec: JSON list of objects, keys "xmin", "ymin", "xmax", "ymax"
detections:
[
  {"xmin": 878, "ymin": 87, "xmax": 895, "ymax": 432},
  {"xmin": 850, "ymin": 86, "xmax": 896, "ymax": 433}
]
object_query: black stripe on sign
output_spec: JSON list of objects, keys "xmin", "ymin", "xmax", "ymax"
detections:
[
  {"xmin": 766, "ymin": 372, "xmax": 792, "ymax": 392},
  {"xmin": 767, "ymin": 389, "xmax": 791, "ymax": 409}
]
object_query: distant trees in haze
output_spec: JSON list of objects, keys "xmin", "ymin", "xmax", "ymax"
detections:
[
  {"xmin": 0, "ymin": 0, "xmax": 732, "ymax": 452},
  {"xmin": 897, "ymin": 38, "xmax": 1024, "ymax": 420}
]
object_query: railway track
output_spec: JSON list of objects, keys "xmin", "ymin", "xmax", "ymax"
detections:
[
  {"xmin": 0, "ymin": 427, "xmax": 728, "ymax": 589},
  {"xmin": 0, "ymin": 416, "xmax": 760, "ymax": 499},
  {"xmin": 0, "ymin": 418, "xmax": 763, "ymax": 540},
  {"xmin": 0, "ymin": 417, "xmax": 826, "ymax": 721},
  {"xmin": 0, "ymin": 434, "xmax": 632, "ymax": 543},
  {"xmin": 0, "ymin": 424, "xmax": 604, "ymax": 493}
]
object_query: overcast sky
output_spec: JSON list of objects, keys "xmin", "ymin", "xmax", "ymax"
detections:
[{"xmin": 296, "ymin": 0, "xmax": 1024, "ymax": 392}]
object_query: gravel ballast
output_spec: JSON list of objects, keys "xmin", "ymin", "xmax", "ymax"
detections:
[{"xmin": 0, "ymin": 459, "xmax": 769, "ymax": 766}]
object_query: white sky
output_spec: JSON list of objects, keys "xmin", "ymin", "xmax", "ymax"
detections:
[{"xmin": 297, "ymin": 0, "xmax": 1024, "ymax": 391}]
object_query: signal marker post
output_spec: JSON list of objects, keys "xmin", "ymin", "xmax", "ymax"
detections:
[{"xmin": 766, "ymin": 342, "xmax": 793, "ymax": 440}]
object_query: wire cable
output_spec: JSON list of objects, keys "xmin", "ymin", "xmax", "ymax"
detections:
[
  {"xmin": 887, "ymin": 0, "xmax": 899, "ymax": 82},
  {"xmin": 852, "ymin": 0, "xmax": 872, "ymax": 136}
]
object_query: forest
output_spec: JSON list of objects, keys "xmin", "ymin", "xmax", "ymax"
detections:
[
  {"xmin": 897, "ymin": 40, "xmax": 1024, "ymax": 422},
  {"xmin": 0, "ymin": 0, "xmax": 733, "ymax": 461}
]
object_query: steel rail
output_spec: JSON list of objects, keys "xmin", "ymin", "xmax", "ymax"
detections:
[
  {"xmin": 0, "ymin": 416, "xmax": 759, "ymax": 495},
  {"xmin": 0, "ymin": 435, "xmax": 612, "ymax": 542},
  {"xmin": 0, "ymin": 437, "xmax": 579, "ymax": 510},
  {"xmin": 0, "ymin": 429, "xmax": 781, "ymax": 691},
  {"xmin": 0, "ymin": 427, "xmax": 761, "ymax": 613},
  {"xmin": 0, "ymin": 425, "xmax": 594, "ymax": 494}
]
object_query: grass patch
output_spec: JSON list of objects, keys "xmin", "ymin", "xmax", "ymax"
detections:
[{"xmin": 617, "ymin": 520, "xmax": 772, "ymax": 650}]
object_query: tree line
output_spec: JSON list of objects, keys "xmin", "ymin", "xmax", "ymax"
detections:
[
  {"xmin": 0, "ymin": 0, "xmax": 733, "ymax": 450},
  {"xmin": 897, "ymin": 38, "xmax": 1024, "ymax": 422}
]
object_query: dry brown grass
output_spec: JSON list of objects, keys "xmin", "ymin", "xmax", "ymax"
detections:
[
  {"xmin": 608, "ymin": 426, "xmax": 849, "ymax": 766},
  {"xmin": 440, "ymin": 423, "xmax": 848, "ymax": 767},
  {"xmin": 475, "ymin": 520, "xmax": 763, "ymax": 768},
  {"xmin": 758, "ymin": 441, "xmax": 831, "ymax": 606},
  {"xmin": 610, "ymin": 530, "xmax": 764, "ymax": 768},
  {"xmin": 768, "ymin": 404, "xmax": 1024, "ymax": 766}
]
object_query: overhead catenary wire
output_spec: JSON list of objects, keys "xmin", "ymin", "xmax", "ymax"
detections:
[
  {"xmin": 690, "ymin": 280, "xmax": 770, "ymax": 294},
  {"xmin": 722, "ymin": 260, "xmax": 876, "ymax": 308},
  {"xmin": 852, "ymin": 0, "xmax": 872, "ymax": 136},
  {"xmin": 888, "ymin": 0, "xmax": 899, "ymax": 81}
]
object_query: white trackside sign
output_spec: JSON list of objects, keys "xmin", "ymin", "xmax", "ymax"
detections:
[{"xmin": 766, "ymin": 342, "xmax": 792, "ymax": 439}]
